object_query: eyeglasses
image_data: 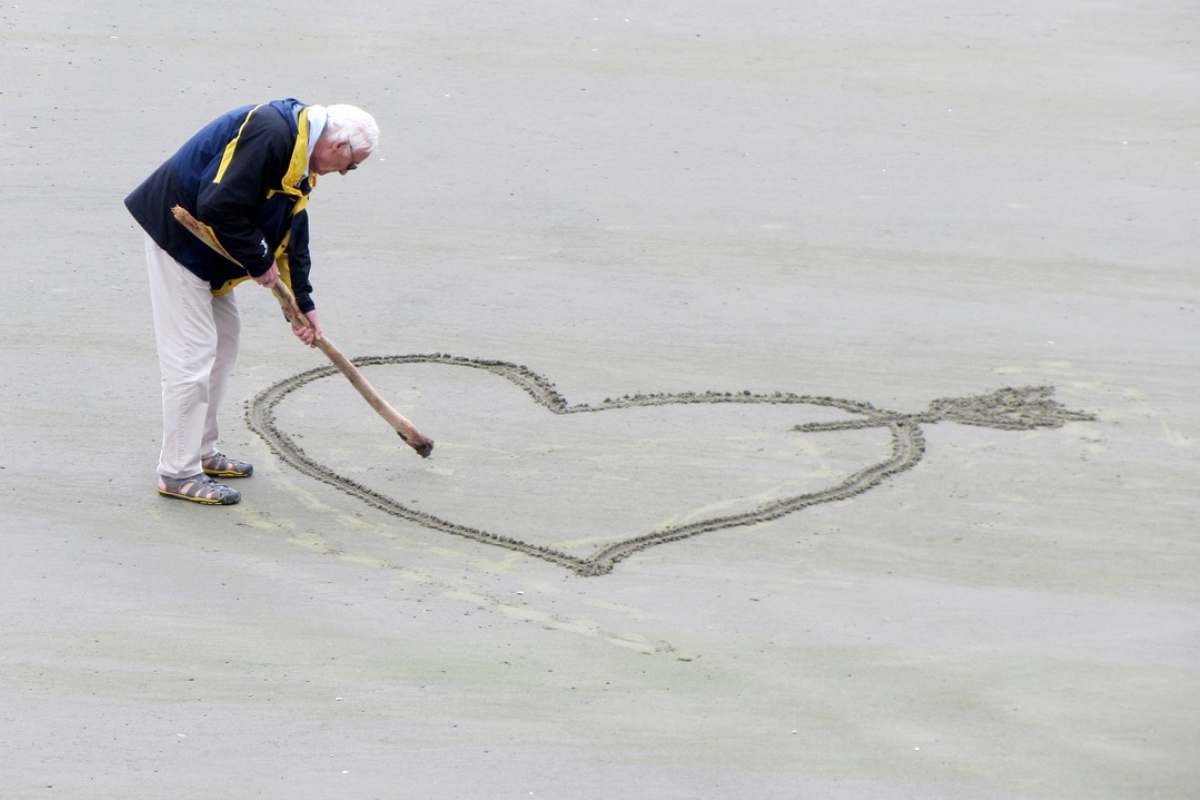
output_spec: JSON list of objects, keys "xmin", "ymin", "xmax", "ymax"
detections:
[{"xmin": 343, "ymin": 140, "xmax": 358, "ymax": 172}]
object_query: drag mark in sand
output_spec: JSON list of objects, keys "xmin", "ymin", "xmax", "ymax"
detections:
[{"xmin": 246, "ymin": 355, "xmax": 1095, "ymax": 577}]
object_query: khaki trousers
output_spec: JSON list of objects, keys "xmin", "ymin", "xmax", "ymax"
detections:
[{"xmin": 144, "ymin": 233, "xmax": 240, "ymax": 479}]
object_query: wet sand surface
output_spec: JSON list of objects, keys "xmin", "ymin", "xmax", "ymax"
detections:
[{"xmin": 2, "ymin": 2, "xmax": 1198, "ymax": 798}]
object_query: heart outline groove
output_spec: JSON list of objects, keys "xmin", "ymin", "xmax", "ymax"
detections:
[{"xmin": 246, "ymin": 354, "xmax": 1095, "ymax": 576}]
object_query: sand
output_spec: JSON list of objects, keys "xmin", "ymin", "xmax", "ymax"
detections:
[
  {"xmin": 251, "ymin": 356, "xmax": 1093, "ymax": 576},
  {"xmin": 2, "ymin": 1, "xmax": 1198, "ymax": 798}
]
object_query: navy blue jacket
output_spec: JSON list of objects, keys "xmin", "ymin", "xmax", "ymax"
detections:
[{"xmin": 125, "ymin": 99, "xmax": 318, "ymax": 312}]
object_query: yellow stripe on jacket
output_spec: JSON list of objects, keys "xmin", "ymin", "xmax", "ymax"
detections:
[{"xmin": 213, "ymin": 104, "xmax": 264, "ymax": 184}]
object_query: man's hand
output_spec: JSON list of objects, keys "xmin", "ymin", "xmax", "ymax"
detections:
[
  {"xmin": 291, "ymin": 309, "xmax": 323, "ymax": 347},
  {"xmin": 254, "ymin": 261, "xmax": 280, "ymax": 287}
]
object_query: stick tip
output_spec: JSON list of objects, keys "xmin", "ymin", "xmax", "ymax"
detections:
[{"xmin": 399, "ymin": 430, "xmax": 434, "ymax": 458}]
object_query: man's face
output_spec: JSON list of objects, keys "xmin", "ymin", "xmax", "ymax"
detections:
[{"xmin": 309, "ymin": 135, "xmax": 363, "ymax": 176}]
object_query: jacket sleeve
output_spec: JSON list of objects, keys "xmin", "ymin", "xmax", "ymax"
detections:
[
  {"xmin": 195, "ymin": 111, "xmax": 289, "ymax": 277},
  {"xmin": 287, "ymin": 210, "xmax": 315, "ymax": 313}
]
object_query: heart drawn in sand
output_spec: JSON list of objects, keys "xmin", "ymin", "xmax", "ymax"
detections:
[{"xmin": 246, "ymin": 354, "xmax": 1094, "ymax": 576}]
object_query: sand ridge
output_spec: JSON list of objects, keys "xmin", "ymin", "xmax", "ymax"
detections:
[{"xmin": 246, "ymin": 354, "xmax": 1094, "ymax": 576}]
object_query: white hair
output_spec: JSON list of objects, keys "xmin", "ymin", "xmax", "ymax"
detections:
[{"xmin": 323, "ymin": 104, "xmax": 380, "ymax": 156}]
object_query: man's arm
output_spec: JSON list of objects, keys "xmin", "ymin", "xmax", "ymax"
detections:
[
  {"xmin": 287, "ymin": 210, "xmax": 315, "ymax": 312},
  {"xmin": 286, "ymin": 210, "xmax": 321, "ymax": 345},
  {"xmin": 195, "ymin": 111, "xmax": 288, "ymax": 277}
]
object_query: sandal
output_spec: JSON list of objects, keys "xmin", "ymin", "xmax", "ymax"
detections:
[
  {"xmin": 158, "ymin": 473, "xmax": 241, "ymax": 505},
  {"xmin": 202, "ymin": 451, "xmax": 254, "ymax": 478}
]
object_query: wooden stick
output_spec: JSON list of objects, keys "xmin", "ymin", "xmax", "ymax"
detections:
[{"xmin": 170, "ymin": 205, "xmax": 433, "ymax": 458}]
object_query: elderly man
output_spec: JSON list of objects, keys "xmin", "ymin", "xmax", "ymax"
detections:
[{"xmin": 126, "ymin": 99, "xmax": 378, "ymax": 505}]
